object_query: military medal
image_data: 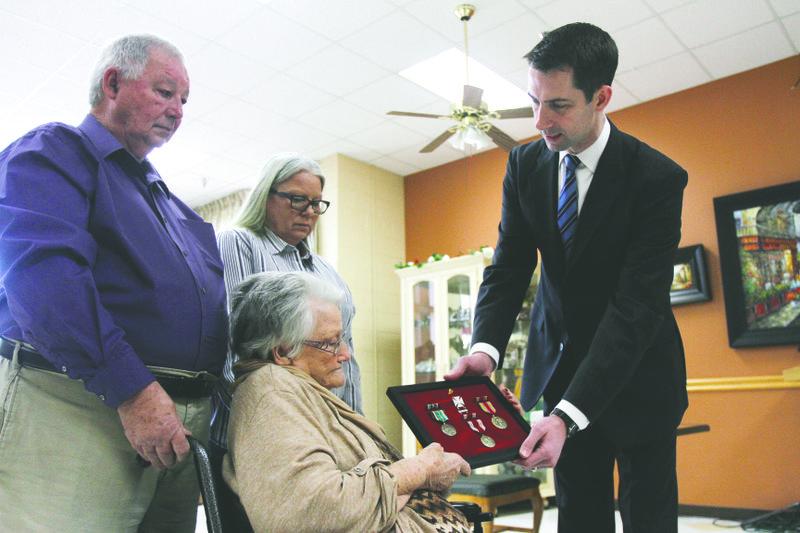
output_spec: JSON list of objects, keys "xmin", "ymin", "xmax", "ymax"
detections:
[
  {"xmin": 476, "ymin": 396, "xmax": 507, "ymax": 429},
  {"xmin": 429, "ymin": 409, "xmax": 457, "ymax": 436},
  {"xmin": 467, "ymin": 419, "xmax": 495, "ymax": 448},
  {"xmin": 452, "ymin": 395, "xmax": 468, "ymax": 415}
]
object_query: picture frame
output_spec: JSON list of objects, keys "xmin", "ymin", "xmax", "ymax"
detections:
[
  {"xmin": 713, "ymin": 181, "xmax": 800, "ymax": 347},
  {"xmin": 386, "ymin": 377, "xmax": 531, "ymax": 468},
  {"xmin": 670, "ymin": 244, "xmax": 712, "ymax": 305}
]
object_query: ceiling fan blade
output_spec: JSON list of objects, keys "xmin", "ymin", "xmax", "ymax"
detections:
[
  {"xmin": 420, "ymin": 129, "xmax": 456, "ymax": 153},
  {"xmin": 485, "ymin": 124, "xmax": 520, "ymax": 152},
  {"xmin": 387, "ymin": 111, "xmax": 447, "ymax": 119},
  {"xmin": 462, "ymin": 85, "xmax": 483, "ymax": 109},
  {"xmin": 494, "ymin": 107, "xmax": 534, "ymax": 119}
]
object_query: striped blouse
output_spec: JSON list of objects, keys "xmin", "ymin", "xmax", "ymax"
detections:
[{"xmin": 216, "ymin": 226, "xmax": 362, "ymax": 413}]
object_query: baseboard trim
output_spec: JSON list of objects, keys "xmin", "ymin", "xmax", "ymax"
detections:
[{"xmin": 678, "ymin": 503, "xmax": 771, "ymax": 520}]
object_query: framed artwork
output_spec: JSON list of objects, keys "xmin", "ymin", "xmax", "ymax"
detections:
[
  {"xmin": 386, "ymin": 377, "xmax": 530, "ymax": 468},
  {"xmin": 670, "ymin": 244, "xmax": 712, "ymax": 305},
  {"xmin": 714, "ymin": 181, "xmax": 800, "ymax": 347}
]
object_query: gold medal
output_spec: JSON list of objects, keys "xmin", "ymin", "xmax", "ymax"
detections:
[
  {"xmin": 480, "ymin": 434, "xmax": 496, "ymax": 448},
  {"xmin": 491, "ymin": 414, "xmax": 508, "ymax": 429},
  {"xmin": 429, "ymin": 409, "xmax": 456, "ymax": 437},
  {"xmin": 478, "ymin": 398, "xmax": 507, "ymax": 430}
]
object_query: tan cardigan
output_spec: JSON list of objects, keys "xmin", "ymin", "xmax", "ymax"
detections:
[{"xmin": 223, "ymin": 364, "xmax": 461, "ymax": 533}]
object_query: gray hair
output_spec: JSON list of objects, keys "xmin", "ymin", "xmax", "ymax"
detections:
[
  {"xmin": 229, "ymin": 271, "xmax": 343, "ymax": 362},
  {"xmin": 89, "ymin": 34, "xmax": 184, "ymax": 107},
  {"xmin": 232, "ymin": 152, "xmax": 325, "ymax": 235}
]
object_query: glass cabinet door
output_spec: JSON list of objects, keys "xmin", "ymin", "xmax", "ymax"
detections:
[
  {"xmin": 412, "ymin": 281, "xmax": 436, "ymax": 383},
  {"xmin": 447, "ymin": 274, "xmax": 472, "ymax": 370}
]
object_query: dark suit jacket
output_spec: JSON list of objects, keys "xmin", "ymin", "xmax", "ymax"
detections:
[{"xmin": 472, "ymin": 121, "xmax": 689, "ymax": 447}]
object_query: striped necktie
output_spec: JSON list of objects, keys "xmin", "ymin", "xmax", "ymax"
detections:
[{"xmin": 557, "ymin": 154, "xmax": 580, "ymax": 256}]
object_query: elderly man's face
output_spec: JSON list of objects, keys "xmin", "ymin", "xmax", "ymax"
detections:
[
  {"xmin": 286, "ymin": 300, "xmax": 350, "ymax": 390},
  {"xmin": 107, "ymin": 47, "xmax": 189, "ymax": 160}
]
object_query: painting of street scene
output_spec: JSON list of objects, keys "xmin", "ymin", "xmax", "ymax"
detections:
[{"xmin": 735, "ymin": 201, "xmax": 800, "ymax": 330}]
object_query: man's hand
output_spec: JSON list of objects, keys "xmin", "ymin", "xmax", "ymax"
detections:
[
  {"xmin": 444, "ymin": 352, "xmax": 495, "ymax": 380},
  {"xmin": 513, "ymin": 415, "xmax": 567, "ymax": 471},
  {"xmin": 117, "ymin": 381, "xmax": 190, "ymax": 470}
]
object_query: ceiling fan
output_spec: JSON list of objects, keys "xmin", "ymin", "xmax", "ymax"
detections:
[{"xmin": 387, "ymin": 4, "xmax": 533, "ymax": 153}]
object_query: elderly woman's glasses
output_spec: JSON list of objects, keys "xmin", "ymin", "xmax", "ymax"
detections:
[
  {"xmin": 302, "ymin": 339, "xmax": 345, "ymax": 356},
  {"xmin": 270, "ymin": 189, "xmax": 330, "ymax": 214}
]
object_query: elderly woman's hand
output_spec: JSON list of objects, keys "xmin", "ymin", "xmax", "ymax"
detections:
[{"xmin": 416, "ymin": 443, "xmax": 471, "ymax": 492}]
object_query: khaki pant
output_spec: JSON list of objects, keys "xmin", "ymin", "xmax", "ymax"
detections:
[{"xmin": 0, "ymin": 356, "xmax": 210, "ymax": 533}]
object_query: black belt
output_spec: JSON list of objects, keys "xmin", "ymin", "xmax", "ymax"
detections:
[
  {"xmin": 0, "ymin": 337, "xmax": 216, "ymax": 399},
  {"xmin": 0, "ymin": 337, "xmax": 58, "ymax": 372}
]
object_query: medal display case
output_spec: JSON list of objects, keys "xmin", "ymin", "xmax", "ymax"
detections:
[
  {"xmin": 387, "ymin": 377, "xmax": 531, "ymax": 468},
  {"xmin": 396, "ymin": 254, "xmax": 554, "ymax": 496}
]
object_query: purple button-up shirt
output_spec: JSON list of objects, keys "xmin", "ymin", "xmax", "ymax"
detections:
[{"xmin": 0, "ymin": 115, "xmax": 227, "ymax": 408}]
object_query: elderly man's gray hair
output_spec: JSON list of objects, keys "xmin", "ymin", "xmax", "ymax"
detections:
[
  {"xmin": 89, "ymin": 34, "xmax": 184, "ymax": 107},
  {"xmin": 230, "ymin": 271, "xmax": 343, "ymax": 362}
]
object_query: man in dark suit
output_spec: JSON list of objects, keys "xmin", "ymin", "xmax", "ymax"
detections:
[{"xmin": 446, "ymin": 22, "xmax": 688, "ymax": 532}]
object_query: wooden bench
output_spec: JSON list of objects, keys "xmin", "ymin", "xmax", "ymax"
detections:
[{"xmin": 449, "ymin": 474, "xmax": 543, "ymax": 533}]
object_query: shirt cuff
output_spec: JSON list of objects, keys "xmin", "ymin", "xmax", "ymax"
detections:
[
  {"xmin": 554, "ymin": 399, "xmax": 590, "ymax": 430},
  {"xmin": 469, "ymin": 342, "xmax": 499, "ymax": 367}
]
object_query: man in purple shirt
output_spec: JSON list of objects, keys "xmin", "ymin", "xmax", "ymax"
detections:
[{"xmin": 0, "ymin": 35, "xmax": 227, "ymax": 531}]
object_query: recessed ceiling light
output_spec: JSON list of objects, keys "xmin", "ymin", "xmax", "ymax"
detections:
[{"xmin": 400, "ymin": 48, "xmax": 528, "ymax": 111}]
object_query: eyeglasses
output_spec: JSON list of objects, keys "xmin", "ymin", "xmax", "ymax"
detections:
[
  {"xmin": 270, "ymin": 189, "xmax": 330, "ymax": 214},
  {"xmin": 302, "ymin": 339, "xmax": 345, "ymax": 356}
]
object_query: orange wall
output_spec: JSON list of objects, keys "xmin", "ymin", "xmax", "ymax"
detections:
[{"xmin": 403, "ymin": 56, "xmax": 800, "ymax": 511}]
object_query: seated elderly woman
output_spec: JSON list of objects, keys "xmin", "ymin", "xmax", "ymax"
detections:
[{"xmin": 223, "ymin": 271, "xmax": 473, "ymax": 533}]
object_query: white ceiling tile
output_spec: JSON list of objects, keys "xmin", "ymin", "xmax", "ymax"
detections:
[
  {"xmin": 784, "ymin": 12, "xmax": 800, "ymax": 49},
  {"xmin": 642, "ymin": 0, "xmax": 696, "ymax": 11},
  {"xmin": 694, "ymin": 22, "xmax": 796, "ymax": 79},
  {"xmin": 534, "ymin": 0, "xmax": 653, "ymax": 32},
  {"xmin": 615, "ymin": 17, "xmax": 687, "ymax": 72},
  {"xmin": 170, "ymin": 118, "xmax": 252, "ymax": 158},
  {"xmin": 130, "ymin": 0, "xmax": 262, "ymax": 40},
  {"xmin": 615, "ymin": 52, "xmax": 711, "ymax": 101},
  {"xmin": 267, "ymin": 0, "xmax": 397, "ymax": 41},
  {"xmin": 661, "ymin": 0, "xmax": 775, "ymax": 48},
  {"xmin": 308, "ymin": 139, "xmax": 383, "ymax": 165},
  {"xmin": 370, "ymin": 154, "xmax": 424, "ymax": 176},
  {"xmin": 0, "ymin": 14, "xmax": 90, "ymax": 73},
  {"xmin": 295, "ymin": 99, "xmax": 386, "ymax": 137},
  {"xmin": 343, "ymin": 74, "xmax": 440, "ymax": 116},
  {"xmin": 347, "ymin": 121, "xmax": 430, "ymax": 154},
  {"xmin": 188, "ymin": 43, "xmax": 276, "ymax": 97},
  {"xmin": 770, "ymin": 0, "xmax": 800, "ymax": 17},
  {"xmin": 215, "ymin": 8, "xmax": 332, "ymax": 71},
  {"xmin": 183, "ymin": 83, "xmax": 235, "ymax": 118},
  {"xmin": 0, "ymin": 0, "xmax": 126, "ymax": 41},
  {"xmin": 468, "ymin": 13, "xmax": 551, "ymax": 78},
  {"xmin": 605, "ymin": 82, "xmax": 641, "ymax": 113},
  {"xmin": 239, "ymin": 74, "xmax": 337, "ymax": 118},
  {"xmin": 197, "ymin": 99, "xmax": 286, "ymax": 143},
  {"xmin": 285, "ymin": 44, "xmax": 390, "ymax": 98},
  {"xmin": 250, "ymin": 120, "xmax": 339, "ymax": 155},
  {"xmin": 81, "ymin": 6, "xmax": 211, "ymax": 55},
  {"xmin": 0, "ymin": 0, "xmax": 792, "ymax": 206},
  {"xmin": 340, "ymin": 11, "xmax": 453, "ymax": 71},
  {"xmin": 404, "ymin": 0, "xmax": 528, "ymax": 42}
]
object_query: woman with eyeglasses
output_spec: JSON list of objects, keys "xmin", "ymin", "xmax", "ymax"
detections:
[
  {"xmin": 211, "ymin": 153, "xmax": 361, "ymax": 457},
  {"xmin": 223, "ymin": 271, "xmax": 471, "ymax": 533}
]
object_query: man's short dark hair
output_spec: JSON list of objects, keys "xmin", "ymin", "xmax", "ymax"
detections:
[{"xmin": 524, "ymin": 22, "xmax": 618, "ymax": 103}]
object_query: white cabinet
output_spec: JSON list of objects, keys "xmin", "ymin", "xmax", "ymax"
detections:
[{"xmin": 396, "ymin": 254, "xmax": 554, "ymax": 497}]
